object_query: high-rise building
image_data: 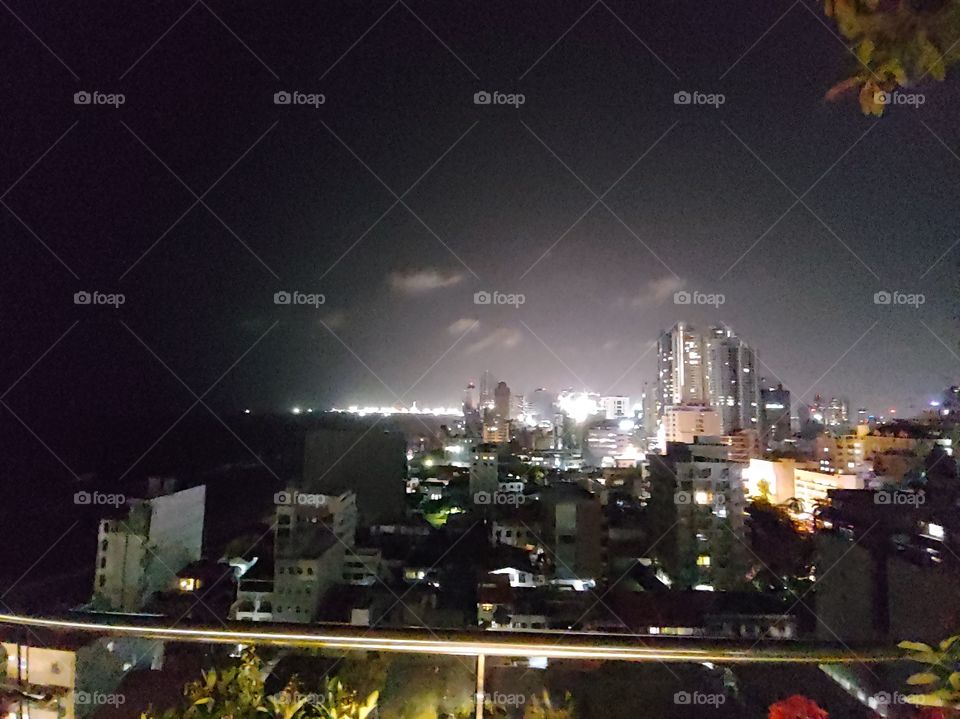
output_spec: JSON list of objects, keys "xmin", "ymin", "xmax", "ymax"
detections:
[
  {"xmin": 658, "ymin": 323, "xmax": 708, "ymax": 412},
  {"xmin": 462, "ymin": 381, "xmax": 476, "ymax": 413},
  {"xmin": 658, "ymin": 324, "xmax": 760, "ymax": 436},
  {"xmin": 469, "ymin": 443, "xmax": 499, "ymax": 500},
  {"xmin": 273, "ymin": 490, "xmax": 357, "ymax": 624},
  {"xmin": 824, "ymin": 397, "xmax": 849, "ymax": 429},
  {"xmin": 479, "ymin": 370, "xmax": 494, "ymax": 410},
  {"xmin": 760, "ymin": 382, "xmax": 792, "ymax": 442},
  {"xmin": 704, "ymin": 326, "xmax": 759, "ymax": 434},
  {"xmin": 640, "ymin": 383, "xmax": 658, "ymax": 438},
  {"xmin": 542, "ymin": 485, "xmax": 605, "ymax": 583},
  {"xmin": 511, "ymin": 393, "xmax": 529, "ymax": 422},
  {"xmin": 494, "ymin": 381, "xmax": 511, "ymax": 419},
  {"xmin": 648, "ymin": 442, "xmax": 748, "ymax": 591}
]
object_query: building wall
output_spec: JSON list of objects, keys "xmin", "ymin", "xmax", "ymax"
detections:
[
  {"xmin": 469, "ymin": 446, "xmax": 499, "ymax": 499},
  {"xmin": 93, "ymin": 485, "xmax": 205, "ymax": 612},
  {"xmin": 742, "ymin": 458, "xmax": 797, "ymax": 503},
  {"xmin": 887, "ymin": 555, "xmax": 960, "ymax": 643},
  {"xmin": 674, "ymin": 460, "xmax": 747, "ymax": 589},
  {"xmin": 544, "ymin": 493, "xmax": 604, "ymax": 580},
  {"xmin": 94, "ymin": 522, "xmax": 147, "ymax": 611},
  {"xmin": 793, "ymin": 468, "xmax": 861, "ymax": 511},
  {"xmin": 816, "ymin": 430, "xmax": 922, "ymax": 474},
  {"xmin": 343, "ymin": 548, "xmax": 383, "ymax": 585},
  {"xmin": 760, "ymin": 385, "xmax": 791, "ymax": 442},
  {"xmin": 813, "ymin": 535, "xmax": 878, "ymax": 642},
  {"xmin": 662, "ymin": 406, "xmax": 722, "ymax": 445},
  {"xmin": 273, "ymin": 550, "xmax": 343, "ymax": 623},
  {"xmin": 144, "ymin": 485, "xmax": 206, "ymax": 602},
  {"xmin": 303, "ymin": 428, "xmax": 406, "ymax": 524},
  {"xmin": 275, "ymin": 491, "xmax": 357, "ymax": 559},
  {"xmin": 601, "ymin": 395, "xmax": 629, "ymax": 419}
]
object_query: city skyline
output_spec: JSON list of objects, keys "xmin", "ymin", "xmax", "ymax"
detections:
[{"xmin": 3, "ymin": 1, "xmax": 960, "ymax": 434}]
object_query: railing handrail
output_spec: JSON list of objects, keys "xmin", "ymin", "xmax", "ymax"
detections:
[{"xmin": 0, "ymin": 613, "xmax": 905, "ymax": 664}]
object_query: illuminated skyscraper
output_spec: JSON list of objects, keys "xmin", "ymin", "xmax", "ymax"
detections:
[
  {"xmin": 657, "ymin": 322, "xmax": 708, "ymax": 414},
  {"xmin": 824, "ymin": 397, "xmax": 849, "ymax": 429},
  {"xmin": 761, "ymin": 382, "xmax": 792, "ymax": 441},
  {"xmin": 705, "ymin": 326, "xmax": 759, "ymax": 434},
  {"xmin": 479, "ymin": 370, "xmax": 494, "ymax": 410},
  {"xmin": 658, "ymin": 323, "xmax": 760, "ymax": 435},
  {"xmin": 494, "ymin": 381, "xmax": 511, "ymax": 420},
  {"xmin": 462, "ymin": 381, "xmax": 476, "ymax": 413}
]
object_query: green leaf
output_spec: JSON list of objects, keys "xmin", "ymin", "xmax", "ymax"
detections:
[
  {"xmin": 857, "ymin": 39, "xmax": 875, "ymax": 64},
  {"xmin": 900, "ymin": 641, "xmax": 935, "ymax": 653},
  {"xmin": 939, "ymin": 636, "xmax": 960, "ymax": 652},
  {"xmin": 904, "ymin": 692, "xmax": 948, "ymax": 707},
  {"xmin": 907, "ymin": 672, "xmax": 940, "ymax": 685}
]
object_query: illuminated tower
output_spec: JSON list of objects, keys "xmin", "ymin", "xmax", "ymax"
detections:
[
  {"xmin": 462, "ymin": 382, "xmax": 476, "ymax": 414},
  {"xmin": 494, "ymin": 381, "xmax": 511, "ymax": 420},
  {"xmin": 657, "ymin": 322, "xmax": 707, "ymax": 416},
  {"xmin": 479, "ymin": 370, "xmax": 494, "ymax": 410}
]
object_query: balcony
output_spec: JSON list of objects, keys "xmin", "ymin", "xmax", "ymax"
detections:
[{"xmin": 0, "ymin": 613, "xmax": 928, "ymax": 719}]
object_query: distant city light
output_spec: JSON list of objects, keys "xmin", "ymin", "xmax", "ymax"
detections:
[
  {"xmin": 557, "ymin": 392, "xmax": 599, "ymax": 423},
  {"xmin": 333, "ymin": 404, "xmax": 462, "ymax": 417}
]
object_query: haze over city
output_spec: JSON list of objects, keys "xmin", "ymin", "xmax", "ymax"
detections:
[{"xmin": 3, "ymin": 2, "xmax": 960, "ymax": 718}]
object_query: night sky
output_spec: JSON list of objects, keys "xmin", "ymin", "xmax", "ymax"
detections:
[{"xmin": 3, "ymin": 0, "xmax": 960, "ymax": 435}]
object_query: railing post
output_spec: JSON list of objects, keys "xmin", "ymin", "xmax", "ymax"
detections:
[{"xmin": 475, "ymin": 652, "xmax": 485, "ymax": 719}]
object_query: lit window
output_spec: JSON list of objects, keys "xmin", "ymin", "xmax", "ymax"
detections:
[{"xmin": 697, "ymin": 555, "xmax": 711, "ymax": 567}]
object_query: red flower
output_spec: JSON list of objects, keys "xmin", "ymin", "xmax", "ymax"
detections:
[
  {"xmin": 769, "ymin": 695, "xmax": 829, "ymax": 719},
  {"xmin": 914, "ymin": 709, "xmax": 948, "ymax": 719}
]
